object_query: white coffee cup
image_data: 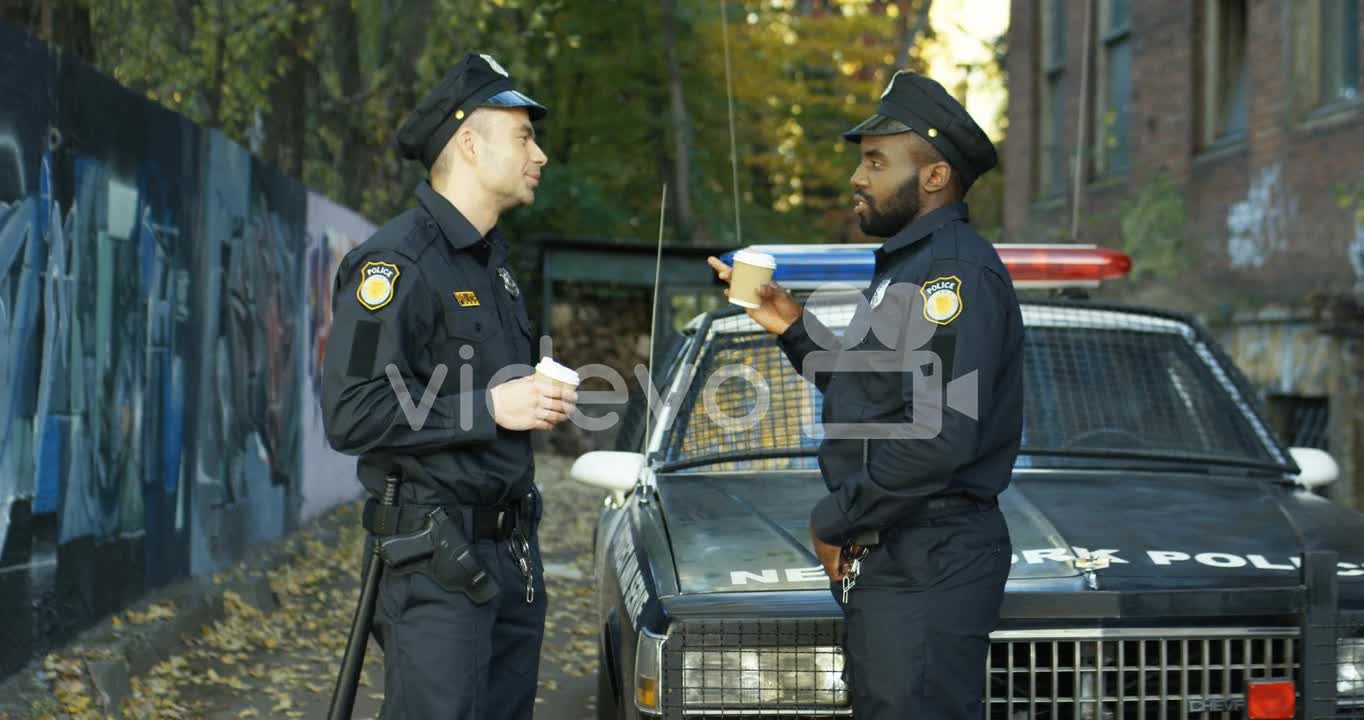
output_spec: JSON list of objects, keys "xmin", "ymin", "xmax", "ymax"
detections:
[
  {"xmin": 534, "ymin": 357, "xmax": 580, "ymax": 392},
  {"xmin": 728, "ymin": 250, "xmax": 777, "ymax": 309}
]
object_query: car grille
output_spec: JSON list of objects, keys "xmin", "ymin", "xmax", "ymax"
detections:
[
  {"xmin": 985, "ymin": 629, "xmax": 1299, "ymax": 719},
  {"xmin": 661, "ymin": 622, "xmax": 1313, "ymax": 719}
]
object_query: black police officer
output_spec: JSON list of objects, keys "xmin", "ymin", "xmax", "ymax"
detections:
[
  {"xmin": 708, "ymin": 71, "xmax": 1023, "ymax": 719},
  {"xmin": 321, "ymin": 53, "xmax": 575, "ymax": 720}
]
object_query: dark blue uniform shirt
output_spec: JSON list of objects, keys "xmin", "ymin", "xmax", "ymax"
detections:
[
  {"xmin": 777, "ymin": 202, "xmax": 1024, "ymax": 544},
  {"xmin": 321, "ymin": 181, "xmax": 536, "ymax": 507}
]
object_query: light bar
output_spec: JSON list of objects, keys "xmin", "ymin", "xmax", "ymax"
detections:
[
  {"xmin": 720, "ymin": 243, "xmax": 1131, "ymax": 290},
  {"xmin": 996, "ymin": 244, "xmax": 1133, "ymax": 289},
  {"xmin": 720, "ymin": 244, "xmax": 877, "ymax": 289}
]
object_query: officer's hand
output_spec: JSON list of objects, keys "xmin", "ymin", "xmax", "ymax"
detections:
[
  {"xmin": 707, "ymin": 257, "xmax": 802, "ymax": 335},
  {"xmin": 490, "ymin": 376, "xmax": 577, "ymax": 431},
  {"xmin": 810, "ymin": 528, "xmax": 845, "ymax": 582}
]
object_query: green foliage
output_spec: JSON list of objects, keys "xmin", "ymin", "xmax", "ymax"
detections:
[
  {"xmin": 1118, "ymin": 174, "xmax": 1187, "ymax": 282},
  {"xmin": 65, "ymin": 0, "xmax": 1002, "ymax": 251}
]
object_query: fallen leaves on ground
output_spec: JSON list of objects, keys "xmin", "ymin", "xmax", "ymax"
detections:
[{"xmin": 36, "ymin": 454, "xmax": 605, "ymax": 720}]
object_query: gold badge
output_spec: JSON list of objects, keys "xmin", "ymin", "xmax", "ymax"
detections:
[
  {"xmin": 454, "ymin": 291, "xmax": 480, "ymax": 307},
  {"xmin": 921, "ymin": 275, "xmax": 963, "ymax": 325},
  {"xmin": 357, "ymin": 261, "xmax": 400, "ymax": 311}
]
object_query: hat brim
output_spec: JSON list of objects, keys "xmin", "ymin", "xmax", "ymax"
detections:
[
  {"xmin": 842, "ymin": 113, "xmax": 912, "ymax": 143},
  {"xmin": 480, "ymin": 89, "xmax": 548, "ymax": 121}
]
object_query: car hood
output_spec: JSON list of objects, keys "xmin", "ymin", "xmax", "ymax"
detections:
[{"xmin": 656, "ymin": 470, "xmax": 1364, "ymax": 594}]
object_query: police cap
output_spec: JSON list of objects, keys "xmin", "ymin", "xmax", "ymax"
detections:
[
  {"xmin": 396, "ymin": 53, "xmax": 548, "ymax": 170},
  {"xmin": 843, "ymin": 71, "xmax": 997, "ymax": 192}
]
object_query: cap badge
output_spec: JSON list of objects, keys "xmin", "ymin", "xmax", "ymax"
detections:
[
  {"xmin": 481, "ymin": 54, "xmax": 510, "ymax": 78},
  {"xmin": 881, "ymin": 70, "xmax": 907, "ymax": 99}
]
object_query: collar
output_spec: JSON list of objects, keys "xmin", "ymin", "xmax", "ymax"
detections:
[
  {"xmin": 876, "ymin": 201, "xmax": 970, "ymax": 258},
  {"xmin": 417, "ymin": 181, "xmax": 487, "ymax": 251}
]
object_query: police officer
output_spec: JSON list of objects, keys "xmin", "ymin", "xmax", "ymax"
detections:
[
  {"xmin": 708, "ymin": 71, "xmax": 1022, "ymax": 719},
  {"xmin": 321, "ymin": 53, "xmax": 574, "ymax": 720}
]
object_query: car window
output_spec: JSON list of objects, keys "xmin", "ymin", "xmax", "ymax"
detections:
[
  {"xmin": 657, "ymin": 308, "xmax": 1279, "ymax": 472},
  {"xmin": 1019, "ymin": 326, "xmax": 1275, "ymax": 463}
]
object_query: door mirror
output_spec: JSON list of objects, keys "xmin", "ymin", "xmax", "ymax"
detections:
[
  {"xmin": 1289, "ymin": 447, "xmax": 1339, "ymax": 489},
  {"xmin": 570, "ymin": 451, "xmax": 645, "ymax": 503}
]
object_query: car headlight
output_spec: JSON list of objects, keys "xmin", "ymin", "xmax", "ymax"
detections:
[
  {"xmin": 1341, "ymin": 639, "xmax": 1364, "ymax": 697},
  {"xmin": 681, "ymin": 646, "xmax": 848, "ymax": 707}
]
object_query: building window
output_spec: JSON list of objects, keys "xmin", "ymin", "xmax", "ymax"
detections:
[
  {"xmin": 1199, "ymin": 0, "xmax": 1249, "ymax": 148},
  {"xmin": 1090, "ymin": 0, "xmax": 1131, "ymax": 178},
  {"xmin": 1266, "ymin": 394, "xmax": 1330, "ymax": 451},
  {"xmin": 1037, "ymin": 0, "xmax": 1068, "ymax": 197},
  {"xmin": 1292, "ymin": 0, "xmax": 1360, "ymax": 118}
]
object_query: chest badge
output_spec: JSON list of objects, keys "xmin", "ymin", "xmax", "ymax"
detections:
[
  {"xmin": 921, "ymin": 275, "xmax": 963, "ymax": 325},
  {"xmin": 869, "ymin": 277, "xmax": 891, "ymax": 308},
  {"xmin": 454, "ymin": 290, "xmax": 480, "ymax": 307},
  {"xmin": 498, "ymin": 267, "xmax": 520, "ymax": 298},
  {"xmin": 357, "ymin": 261, "xmax": 400, "ymax": 311}
]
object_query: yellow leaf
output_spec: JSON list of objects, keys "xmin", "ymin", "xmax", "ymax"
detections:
[{"xmin": 239, "ymin": 710, "xmax": 258, "ymax": 718}]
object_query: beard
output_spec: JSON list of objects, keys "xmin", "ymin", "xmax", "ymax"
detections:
[{"xmin": 856, "ymin": 174, "xmax": 921, "ymax": 238}]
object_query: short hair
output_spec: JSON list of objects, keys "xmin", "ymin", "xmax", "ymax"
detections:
[
  {"xmin": 431, "ymin": 109, "xmax": 497, "ymax": 180},
  {"xmin": 911, "ymin": 135, "xmax": 963, "ymax": 198}
]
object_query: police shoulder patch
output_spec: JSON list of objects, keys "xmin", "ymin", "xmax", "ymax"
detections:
[
  {"xmin": 920, "ymin": 275, "xmax": 963, "ymax": 325},
  {"xmin": 357, "ymin": 260, "xmax": 401, "ymax": 311}
]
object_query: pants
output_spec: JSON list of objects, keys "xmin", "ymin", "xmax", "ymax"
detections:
[
  {"xmin": 371, "ymin": 528, "xmax": 547, "ymax": 720},
  {"xmin": 836, "ymin": 506, "xmax": 1011, "ymax": 720}
]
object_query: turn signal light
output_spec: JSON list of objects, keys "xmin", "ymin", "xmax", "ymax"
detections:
[{"xmin": 1246, "ymin": 680, "xmax": 1295, "ymax": 719}]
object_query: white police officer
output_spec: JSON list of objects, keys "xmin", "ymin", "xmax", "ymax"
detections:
[{"xmin": 322, "ymin": 53, "xmax": 574, "ymax": 720}]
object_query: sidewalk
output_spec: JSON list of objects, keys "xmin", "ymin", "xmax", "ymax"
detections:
[{"xmin": 3, "ymin": 454, "xmax": 604, "ymax": 720}]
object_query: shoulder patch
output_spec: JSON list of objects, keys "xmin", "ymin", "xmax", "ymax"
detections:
[
  {"xmin": 921, "ymin": 275, "xmax": 963, "ymax": 325},
  {"xmin": 357, "ymin": 261, "xmax": 400, "ymax": 311}
]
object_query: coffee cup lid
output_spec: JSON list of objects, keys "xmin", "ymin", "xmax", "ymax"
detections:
[
  {"xmin": 733, "ymin": 249, "xmax": 776, "ymax": 269},
  {"xmin": 536, "ymin": 357, "xmax": 580, "ymax": 385}
]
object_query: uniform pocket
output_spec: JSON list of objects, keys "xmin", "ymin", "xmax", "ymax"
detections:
[{"xmin": 442, "ymin": 309, "xmax": 499, "ymax": 343}]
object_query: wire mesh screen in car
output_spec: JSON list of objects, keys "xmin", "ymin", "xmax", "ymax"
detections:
[
  {"xmin": 1019, "ymin": 322, "xmax": 1276, "ymax": 465},
  {"xmin": 662, "ymin": 332, "xmax": 822, "ymax": 471},
  {"xmin": 660, "ymin": 304, "xmax": 1280, "ymax": 472}
]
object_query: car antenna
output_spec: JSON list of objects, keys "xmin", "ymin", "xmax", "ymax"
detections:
[
  {"xmin": 640, "ymin": 183, "xmax": 668, "ymax": 483},
  {"xmin": 721, "ymin": 0, "xmax": 743, "ymax": 246}
]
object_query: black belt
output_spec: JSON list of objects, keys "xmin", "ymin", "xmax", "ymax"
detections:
[
  {"xmin": 363, "ymin": 498, "xmax": 530, "ymax": 542},
  {"xmin": 913, "ymin": 493, "xmax": 998, "ymax": 520}
]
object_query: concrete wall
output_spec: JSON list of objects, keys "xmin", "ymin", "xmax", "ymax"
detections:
[{"xmin": 0, "ymin": 21, "xmax": 373, "ymax": 680}]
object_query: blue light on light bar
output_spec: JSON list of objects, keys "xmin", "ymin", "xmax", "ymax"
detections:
[{"xmin": 719, "ymin": 244, "xmax": 878, "ymax": 289}]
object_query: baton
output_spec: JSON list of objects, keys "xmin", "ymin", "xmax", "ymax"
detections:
[{"xmin": 327, "ymin": 473, "xmax": 400, "ymax": 719}]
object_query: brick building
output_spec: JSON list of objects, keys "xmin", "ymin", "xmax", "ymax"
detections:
[{"xmin": 1004, "ymin": 0, "xmax": 1364, "ymax": 507}]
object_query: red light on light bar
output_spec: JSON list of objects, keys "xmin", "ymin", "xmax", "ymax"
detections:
[
  {"xmin": 997, "ymin": 244, "xmax": 1133, "ymax": 289},
  {"xmin": 1247, "ymin": 680, "xmax": 1295, "ymax": 719}
]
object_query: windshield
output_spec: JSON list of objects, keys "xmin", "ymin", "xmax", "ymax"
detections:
[{"xmin": 657, "ymin": 305, "xmax": 1284, "ymax": 473}]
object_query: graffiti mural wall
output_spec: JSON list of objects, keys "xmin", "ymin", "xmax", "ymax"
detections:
[{"xmin": 0, "ymin": 22, "xmax": 372, "ymax": 679}]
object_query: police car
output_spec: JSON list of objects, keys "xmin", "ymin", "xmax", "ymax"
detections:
[{"xmin": 571, "ymin": 244, "xmax": 1364, "ymax": 720}]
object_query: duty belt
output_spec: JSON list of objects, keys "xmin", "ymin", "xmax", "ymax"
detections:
[
  {"xmin": 912, "ymin": 492, "xmax": 998, "ymax": 520},
  {"xmin": 362, "ymin": 497, "xmax": 532, "ymax": 542}
]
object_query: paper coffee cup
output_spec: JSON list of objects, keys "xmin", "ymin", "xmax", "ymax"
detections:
[
  {"xmin": 535, "ymin": 357, "xmax": 580, "ymax": 392},
  {"xmin": 728, "ymin": 250, "xmax": 776, "ymax": 309}
]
